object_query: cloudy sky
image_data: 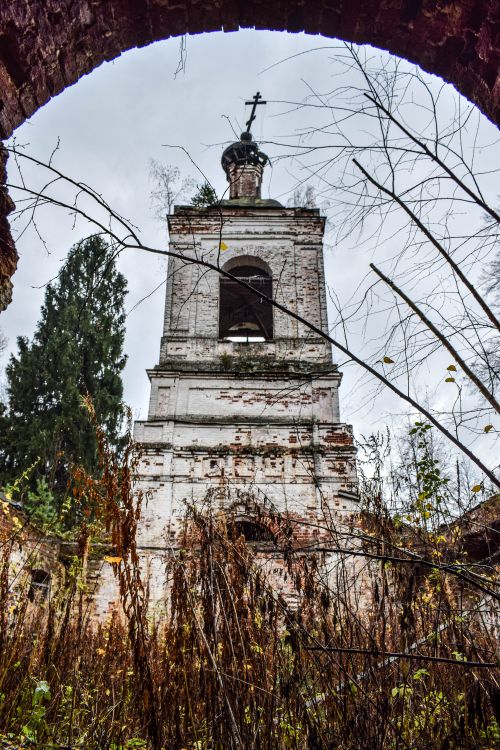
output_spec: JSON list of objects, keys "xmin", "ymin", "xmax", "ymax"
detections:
[{"xmin": 1, "ymin": 30, "xmax": 498, "ymax": 477}]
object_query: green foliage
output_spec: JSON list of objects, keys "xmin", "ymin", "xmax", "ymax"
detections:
[
  {"xmin": 406, "ymin": 422, "xmax": 450, "ymax": 525},
  {"xmin": 2, "ymin": 461, "xmax": 62, "ymax": 531},
  {"xmin": 25, "ymin": 478, "xmax": 58, "ymax": 530},
  {"xmin": 0, "ymin": 235, "xmax": 127, "ymax": 523},
  {"xmin": 190, "ymin": 181, "xmax": 218, "ymax": 208},
  {"xmin": 219, "ymin": 352, "xmax": 232, "ymax": 370},
  {"xmin": 3, "ymin": 474, "xmax": 59, "ymax": 531},
  {"xmin": 21, "ymin": 680, "xmax": 51, "ymax": 742},
  {"xmin": 479, "ymin": 717, "xmax": 500, "ymax": 745}
]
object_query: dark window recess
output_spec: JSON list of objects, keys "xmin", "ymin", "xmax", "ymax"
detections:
[
  {"xmin": 229, "ymin": 519, "xmax": 275, "ymax": 543},
  {"xmin": 219, "ymin": 265, "xmax": 273, "ymax": 341},
  {"xmin": 28, "ymin": 569, "xmax": 51, "ymax": 601}
]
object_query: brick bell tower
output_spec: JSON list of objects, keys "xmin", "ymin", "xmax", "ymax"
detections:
[{"xmin": 131, "ymin": 101, "xmax": 358, "ymax": 605}]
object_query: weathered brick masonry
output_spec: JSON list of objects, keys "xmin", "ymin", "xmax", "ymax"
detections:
[
  {"xmin": 90, "ymin": 135, "xmax": 360, "ymax": 615},
  {"xmin": 1, "ymin": 0, "xmax": 499, "ymax": 309},
  {"xmin": 0, "ymin": 494, "xmax": 64, "ymax": 610}
]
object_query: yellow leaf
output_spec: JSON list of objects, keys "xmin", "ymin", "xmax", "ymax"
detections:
[
  {"xmin": 445, "ymin": 377, "xmax": 455, "ymax": 383},
  {"xmin": 447, "ymin": 364, "xmax": 457, "ymax": 371},
  {"xmin": 104, "ymin": 556, "xmax": 122, "ymax": 564},
  {"xmin": 219, "ymin": 241, "xmax": 229, "ymax": 252},
  {"xmin": 471, "ymin": 485, "xmax": 482, "ymax": 493},
  {"xmin": 383, "ymin": 356, "xmax": 394, "ymax": 364},
  {"xmin": 484, "ymin": 424, "xmax": 493, "ymax": 433}
]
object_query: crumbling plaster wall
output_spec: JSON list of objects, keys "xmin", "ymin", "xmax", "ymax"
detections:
[{"xmin": 1, "ymin": 0, "xmax": 499, "ymax": 309}]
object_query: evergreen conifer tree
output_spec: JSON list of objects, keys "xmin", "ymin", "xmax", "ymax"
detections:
[
  {"xmin": 0, "ymin": 235, "xmax": 127, "ymax": 519},
  {"xmin": 190, "ymin": 182, "xmax": 218, "ymax": 208}
]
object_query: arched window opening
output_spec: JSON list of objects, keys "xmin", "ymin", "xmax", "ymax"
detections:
[
  {"xmin": 219, "ymin": 264, "xmax": 273, "ymax": 342},
  {"xmin": 28, "ymin": 569, "xmax": 51, "ymax": 602},
  {"xmin": 229, "ymin": 519, "xmax": 275, "ymax": 544}
]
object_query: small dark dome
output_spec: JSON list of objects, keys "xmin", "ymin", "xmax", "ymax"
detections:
[{"xmin": 221, "ymin": 133, "xmax": 268, "ymax": 177}]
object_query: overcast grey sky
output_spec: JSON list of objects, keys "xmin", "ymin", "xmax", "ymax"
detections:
[{"xmin": 1, "ymin": 30, "xmax": 498, "ymax": 476}]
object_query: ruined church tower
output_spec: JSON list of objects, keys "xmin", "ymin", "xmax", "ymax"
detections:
[{"xmin": 131, "ymin": 115, "xmax": 358, "ymax": 605}]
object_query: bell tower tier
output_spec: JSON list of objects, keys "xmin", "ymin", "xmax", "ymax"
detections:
[{"xmin": 160, "ymin": 204, "xmax": 332, "ymax": 365}]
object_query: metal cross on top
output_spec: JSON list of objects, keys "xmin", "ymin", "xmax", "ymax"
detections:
[{"xmin": 244, "ymin": 91, "xmax": 267, "ymax": 134}]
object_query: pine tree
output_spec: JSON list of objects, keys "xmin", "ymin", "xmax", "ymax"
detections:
[
  {"xmin": 190, "ymin": 181, "xmax": 218, "ymax": 208},
  {"xmin": 0, "ymin": 235, "xmax": 127, "ymax": 518}
]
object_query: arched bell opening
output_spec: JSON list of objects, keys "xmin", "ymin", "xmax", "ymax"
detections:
[{"xmin": 219, "ymin": 263, "xmax": 273, "ymax": 342}]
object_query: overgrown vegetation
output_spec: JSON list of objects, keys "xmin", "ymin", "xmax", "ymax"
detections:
[{"xmin": 0, "ymin": 412, "xmax": 497, "ymax": 749}]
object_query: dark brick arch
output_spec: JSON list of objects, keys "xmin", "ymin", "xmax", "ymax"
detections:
[{"xmin": 0, "ymin": 0, "xmax": 499, "ymax": 308}]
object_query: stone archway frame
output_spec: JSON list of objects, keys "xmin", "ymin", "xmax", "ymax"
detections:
[{"xmin": 1, "ymin": 0, "xmax": 499, "ymax": 309}]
